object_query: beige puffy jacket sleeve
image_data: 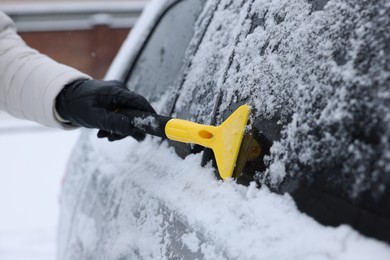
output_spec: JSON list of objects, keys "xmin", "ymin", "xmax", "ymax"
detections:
[{"xmin": 0, "ymin": 11, "xmax": 91, "ymax": 128}]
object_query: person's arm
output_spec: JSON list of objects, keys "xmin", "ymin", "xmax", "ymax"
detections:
[
  {"xmin": 0, "ymin": 11, "xmax": 90, "ymax": 129},
  {"xmin": 0, "ymin": 11, "xmax": 155, "ymax": 141}
]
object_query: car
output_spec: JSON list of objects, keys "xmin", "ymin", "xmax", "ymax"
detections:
[{"xmin": 58, "ymin": 0, "xmax": 390, "ymax": 259}]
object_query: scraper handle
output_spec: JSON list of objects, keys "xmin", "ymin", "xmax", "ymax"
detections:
[
  {"xmin": 117, "ymin": 109, "xmax": 171, "ymax": 138},
  {"xmin": 118, "ymin": 109, "xmax": 217, "ymax": 148}
]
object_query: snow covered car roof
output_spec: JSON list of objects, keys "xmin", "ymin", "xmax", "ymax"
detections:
[{"xmin": 58, "ymin": 0, "xmax": 390, "ymax": 259}]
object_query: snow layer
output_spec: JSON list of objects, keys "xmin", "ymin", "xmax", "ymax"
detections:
[
  {"xmin": 174, "ymin": 0, "xmax": 390, "ymax": 200},
  {"xmin": 59, "ymin": 131, "xmax": 390, "ymax": 259},
  {"xmin": 133, "ymin": 116, "xmax": 158, "ymax": 131}
]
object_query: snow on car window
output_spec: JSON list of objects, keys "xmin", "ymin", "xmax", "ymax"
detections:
[
  {"xmin": 245, "ymin": 0, "xmax": 389, "ymax": 200},
  {"xmin": 175, "ymin": 0, "xmax": 252, "ymax": 123},
  {"xmin": 176, "ymin": 0, "xmax": 390, "ymax": 200}
]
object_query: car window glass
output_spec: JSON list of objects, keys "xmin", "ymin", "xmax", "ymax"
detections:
[
  {"xmin": 180, "ymin": 0, "xmax": 390, "ymax": 204},
  {"xmin": 125, "ymin": 0, "xmax": 206, "ymax": 103},
  {"xmin": 172, "ymin": 0, "xmax": 250, "ymax": 124}
]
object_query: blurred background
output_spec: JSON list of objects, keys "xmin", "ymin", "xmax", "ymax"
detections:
[
  {"xmin": 0, "ymin": 1, "xmax": 148, "ymax": 259},
  {"xmin": 1, "ymin": 0, "xmax": 149, "ymax": 78}
]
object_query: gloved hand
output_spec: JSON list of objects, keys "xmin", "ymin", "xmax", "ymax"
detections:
[{"xmin": 55, "ymin": 79, "xmax": 156, "ymax": 141}]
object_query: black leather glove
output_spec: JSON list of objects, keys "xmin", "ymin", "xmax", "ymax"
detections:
[{"xmin": 55, "ymin": 79, "xmax": 156, "ymax": 141}]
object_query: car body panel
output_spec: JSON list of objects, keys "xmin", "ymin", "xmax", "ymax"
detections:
[
  {"xmin": 58, "ymin": 0, "xmax": 390, "ymax": 259},
  {"xmin": 58, "ymin": 133, "xmax": 390, "ymax": 259}
]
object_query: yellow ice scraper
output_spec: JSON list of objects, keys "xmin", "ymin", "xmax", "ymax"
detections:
[{"xmin": 119, "ymin": 105, "xmax": 260, "ymax": 180}]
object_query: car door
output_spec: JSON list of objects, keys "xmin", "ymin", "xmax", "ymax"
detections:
[
  {"xmin": 58, "ymin": 0, "xmax": 390, "ymax": 259},
  {"xmin": 168, "ymin": 0, "xmax": 390, "ymax": 244},
  {"xmin": 58, "ymin": 1, "xmax": 211, "ymax": 260}
]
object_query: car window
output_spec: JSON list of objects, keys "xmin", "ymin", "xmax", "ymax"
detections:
[
  {"xmin": 125, "ymin": 0, "xmax": 207, "ymax": 103},
  {"xmin": 172, "ymin": 0, "xmax": 248, "ymax": 124},
  {"xmin": 176, "ymin": 0, "xmax": 390, "ymax": 207},
  {"xmin": 163, "ymin": 0, "xmax": 256, "ymax": 162}
]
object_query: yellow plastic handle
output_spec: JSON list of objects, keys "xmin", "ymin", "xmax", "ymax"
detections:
[
  {"xmin": 165, "ymin": 105, "xmax": 251, "ymax": 180},
  {"xmin": 165, "ymin": 119, "xmax": 217, "ymax": 148}
]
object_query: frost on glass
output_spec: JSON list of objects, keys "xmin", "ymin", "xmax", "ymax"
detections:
[
  {"xmin": 177, "ymin": 0, "xmax": 390, "ymax": 200},
  {"xmin": 175, "ymin": 0, "xmax": 251, "ymax": 123},
  {"xmin": 245, "ymin": 0, "xmax": 390, "ymax": 200}
]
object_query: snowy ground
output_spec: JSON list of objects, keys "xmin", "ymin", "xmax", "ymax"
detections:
[{"xmin": 0, "ymin": 112, "xmax": 80, "ymax": 260}]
